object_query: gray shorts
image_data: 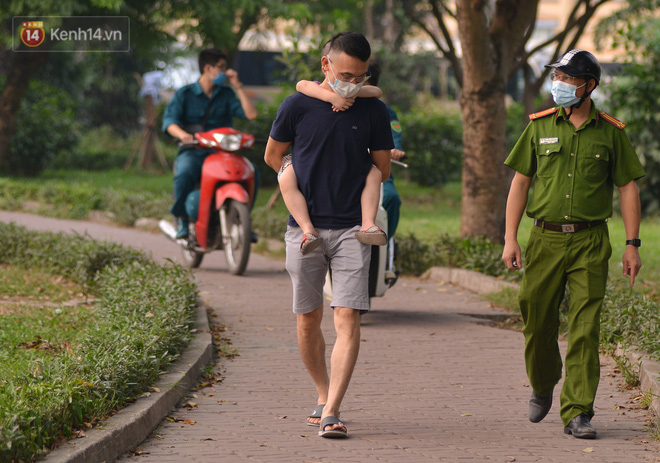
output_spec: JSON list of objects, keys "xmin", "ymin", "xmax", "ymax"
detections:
[{"xmin": 284, "ymin": 225, "xmax": 371, "ymax": 314}]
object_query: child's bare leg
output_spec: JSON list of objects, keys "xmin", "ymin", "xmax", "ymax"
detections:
[
  {"xmin": 360, "ymin": 165, "xmax": 382, "ymax": 231},
  {"xmin": 354, "ymin": 165, "xmax": 387, "ymax": 246},
  {"xmin": 279, "ymin": 165, "xmax": 318, "ymax": 236}
]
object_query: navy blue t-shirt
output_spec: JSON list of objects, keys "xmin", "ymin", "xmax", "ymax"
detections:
[{"xmin": 270, "ymin": 93, "xmax": 394, "ymax": 228}]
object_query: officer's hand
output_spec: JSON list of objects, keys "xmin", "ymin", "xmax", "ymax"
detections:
[
  {"xmin": 622, "ymin": 246, "xmax": 642, "ymax": 286},
  {"xmin": 391, "ymin": 149, "xmax": 406, "ymax": 161},
  {"xmin": 502, "ymin": 241, "xmax": 522, "ymax": 271}
]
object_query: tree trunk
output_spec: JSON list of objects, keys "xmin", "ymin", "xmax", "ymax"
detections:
[
  {"xmin": 0, "ymin": 52, "xmax": 47, "ymax": 171},
  {"xmin": 456, "ymin": 0, "xmax": 512, "ymax": 243},
  {"xmin": 459, "ymin": 87, "xmax": 510, "ymax": 243}
]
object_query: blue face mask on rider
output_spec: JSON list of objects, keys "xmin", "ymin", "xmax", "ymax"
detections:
[
  {"xmin": 212, "ymin": 71, "xmax": 227, "ymax": 87},
  {"xmin": 551, "ymin": 79, "xmax": 587, "ymax": 108}
]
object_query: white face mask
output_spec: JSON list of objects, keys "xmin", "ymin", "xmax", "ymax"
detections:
[{"xmin": 327, "ymin": 58, "xmax": 367, "ymax": 98}]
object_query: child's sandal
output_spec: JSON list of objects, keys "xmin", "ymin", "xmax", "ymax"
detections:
[
  {"xmin": 301, "ymin": 233, "xmax": 322, "ymax": 255},
  {"xmin": 355, "ymin": 225, "xmax": 387, "ymax": 246}
]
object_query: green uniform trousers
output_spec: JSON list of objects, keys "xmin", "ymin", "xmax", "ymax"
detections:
[{"xmin": 519, "ymin": 223, "xmax": 611, "ymax": 426}]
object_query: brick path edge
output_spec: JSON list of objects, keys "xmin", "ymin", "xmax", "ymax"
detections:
[
  {"xmin": 41, "ymin": 300, "xmax": 214, "ymax": 463},
  {"xmin": 423, "ymin": 266, "xmax": 660, "ymax": 419}
]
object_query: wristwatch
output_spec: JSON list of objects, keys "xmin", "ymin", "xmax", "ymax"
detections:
[{"xmin": 625, "ymin": 238, "xmax": 642, "ymax": 247}]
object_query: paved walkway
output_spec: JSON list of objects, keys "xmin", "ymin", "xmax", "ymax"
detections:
[{"xmin": 1, "ymin": 212, "xmax": 658, "ymax": 463}]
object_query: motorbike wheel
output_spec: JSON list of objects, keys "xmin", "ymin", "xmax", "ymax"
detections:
[
  {"xmin": 181, "ymin": 225, "xmax": 204, "ymax": 268},
  {"xmin": 182, "ymin": 246, "xmax": 204, "ymax": 268},
  {"xmin": 223, "ymin": 201, "xmax": 251, "ymax": 275}
]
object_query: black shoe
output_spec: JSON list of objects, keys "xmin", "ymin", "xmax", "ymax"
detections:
[
  {"xmin": 564, "ymin": 413, "xmax": 597, "ymax": 439},
  {"xmin": 528, "ymin": 389, "xmax": 553, "ymax": 423}
]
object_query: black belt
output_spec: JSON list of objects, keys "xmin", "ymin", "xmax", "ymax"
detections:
[{"xmin": 534, "ymin": 219, "xmax": 606, "ymax": 233}]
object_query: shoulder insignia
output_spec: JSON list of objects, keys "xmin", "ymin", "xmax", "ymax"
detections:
[
  {"xmin": 529, "ymin": 107, "xmax": 559, "ymax": 121},
  {"xmin": 600, "ymin": 111, "xmax": 626, "ymax": 129}
]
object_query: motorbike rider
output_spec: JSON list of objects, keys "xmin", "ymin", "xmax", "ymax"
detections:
[{"xmin": 162, "ymin": 48, "xmax": 258, "ymax": 239}]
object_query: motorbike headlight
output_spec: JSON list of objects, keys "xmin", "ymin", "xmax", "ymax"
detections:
[{"xmin": 213, "ymin": 133, "xmax": 242, "ymax": 151}]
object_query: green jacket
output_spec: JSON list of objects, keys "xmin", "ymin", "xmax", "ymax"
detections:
[{"xmin": 505, "ymin": 104, "xmax": 645, "ymax": 222}]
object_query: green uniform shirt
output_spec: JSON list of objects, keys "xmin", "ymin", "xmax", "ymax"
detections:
[{"xmin": 505, "ymin": 104, "xmax": 645, "ymax": 223}]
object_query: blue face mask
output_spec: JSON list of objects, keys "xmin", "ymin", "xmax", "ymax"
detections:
[
  {"xmin": 551, "ymin": 80, "xmax": 586, "ymax": 108},
  {"xmin": 212, "ymin": 71, "xmax": 227, "ymax": 87}
]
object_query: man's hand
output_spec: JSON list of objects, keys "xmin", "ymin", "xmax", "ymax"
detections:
[
  {"xmin": 179, "ymin": 132, "xmax": 194, "ymax": 143},
  {"xmin": 622, "ymin": 246, "xmax": 642, "ymax": 286},
  {"xmin": 166, "ymin": 124, "xmax": 194, "ymax": 143},
  {"xmin": 502, "ymin": 241, "xmax": 522, "ymax": 271},
  {"xmin": 226, "ymin": 69, "xmax": 241, "ymax": 87},
  {"xmin": 391, "ymin": 148, "xmax": 405, "ymax": 161}
]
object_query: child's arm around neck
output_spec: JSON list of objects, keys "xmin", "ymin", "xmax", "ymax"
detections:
[{"xmin": 297, "ymin": 80, "xmax": 382, "ymax": 112}]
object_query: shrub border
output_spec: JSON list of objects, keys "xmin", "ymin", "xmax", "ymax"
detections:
[{"xmin": 41, "ymin": 301, "xmax": 213, "ymax": 463}]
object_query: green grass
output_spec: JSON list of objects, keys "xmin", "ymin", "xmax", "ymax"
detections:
[
  {"xmin": 4, "ymin": 170, "xmax": 657, "ymax": 290},
  {"xmin": 0, "ymin": 223, "xmax": 198, "ymax": 462},
  {"xmin": 41, "ymin": 169, "xmax": 172, "ymax": 195},
  {"xmin": 0, "ymin": 265, "xmax": 86, "ymax": 303}
]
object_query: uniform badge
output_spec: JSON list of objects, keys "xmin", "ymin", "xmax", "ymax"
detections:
[
  {"xmin": 539, "ymin": 137, "xmax": 559, "ymax": 144},
  {"xmin": 390, "ymin": 121, "xmax": 402, "ymax": 133}
]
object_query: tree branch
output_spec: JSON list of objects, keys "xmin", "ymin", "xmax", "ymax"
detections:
[{"xmin": 403, "ymin": 1, "xmax": 463, "ymax": 86}]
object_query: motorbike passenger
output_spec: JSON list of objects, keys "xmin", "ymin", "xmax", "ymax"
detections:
[
  {"xmin": 365, "ymin": 62, "xmax": 403, "ymax": 246},
  {"xmin": 162, "ymin": 48, "xmax": 258, "ymax": 239}
]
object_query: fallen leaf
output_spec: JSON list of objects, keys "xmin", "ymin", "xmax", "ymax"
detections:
[
  {"xmin": 506, "ymin": 457, "xmax": 516, "ymax": 462},
  {"xmin": 583, "ymin": 448, "xmax": 594, "ymax": 453},
  {"xmin": 182, "ymin": 420, "xmax": 196, "ymax": 425},
  {"xmin": 145, "ymin": 312, "xmax": 153, "ymax": 318},
  {"xmin": 461, "ymin": 413, "xmax": 473, "ymax": 417}
]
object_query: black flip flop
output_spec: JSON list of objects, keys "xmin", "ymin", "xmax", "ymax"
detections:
[{"xmin": 307, "ymin": 404, "xmax": 324, "ymax": 426}]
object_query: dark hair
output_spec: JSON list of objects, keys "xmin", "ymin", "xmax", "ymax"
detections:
[
  {"xmin": 368, "ymin": 61, "xmax": 381, "ymax": 86},
  {"xmin": 321, "ymin": 37, "xmax": 332, "ymax": 56},
  {"xmin": 198, "ymin": 48, "xmax": 228, "ymax": 74},
  {"xmin": 326, "ymin": 32, "xmax": 371, "ymax": 62}
]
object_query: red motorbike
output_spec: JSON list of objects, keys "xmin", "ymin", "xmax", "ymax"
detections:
[{"xmin": 159, "ymin": 127, "xmax": 256, "ymax": 275}]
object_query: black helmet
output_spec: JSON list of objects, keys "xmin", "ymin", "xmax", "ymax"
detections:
[{"xmin": 545, "ymin": 49, "xmax": 601, "ymax": 85}]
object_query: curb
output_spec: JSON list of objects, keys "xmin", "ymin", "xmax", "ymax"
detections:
[
  {"xmin": 421, "ymin": 266, "xmax": 519, "ymax": 295},
  {"xmin": 41, "ymin": 302, "xmax": 214, "ymax": 463},
  {"xmin": 423, "ymin": 266, "xmax": 660, "ymax": 418},
  {"xmin": 616, "ymin": 346, "xmax": 660, "ymax": 417}
]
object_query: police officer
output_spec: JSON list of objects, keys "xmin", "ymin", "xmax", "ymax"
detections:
[{"xmin": 502, "ymin": 49, "xmax": 645, "ymax": 439}]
